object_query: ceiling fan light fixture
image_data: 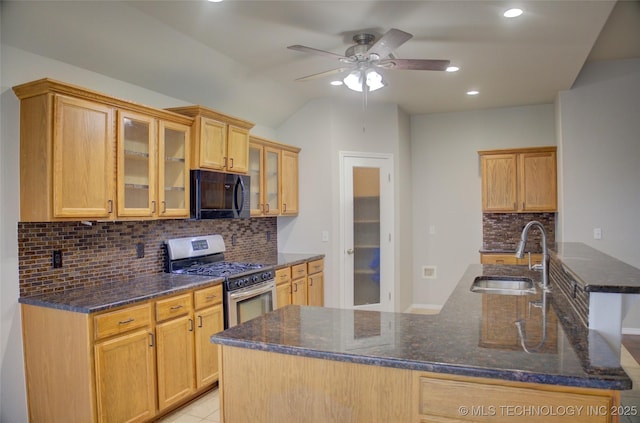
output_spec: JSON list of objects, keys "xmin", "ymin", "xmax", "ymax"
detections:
[
  {"xmin": 343, "ymin": 69, "xmax": 385, "ymax": 92},
  {"xmin": 330, "ymin": 80, "xmax": 343, "ymax": 86}
]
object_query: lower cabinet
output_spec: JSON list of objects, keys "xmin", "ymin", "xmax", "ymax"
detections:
[
  {"xmin": 275, "ymin": 267, "xmax": 292, "ymax": 309},
  {"xmin": 94, "ymin": 328, "xmax": 156, "ymax": 423},
  {"xmin": 20, "ymin": 283, "xmax": 224, "ymax": 423},
  {"xmin": 194, "ymin": 285, "xmax": 224, "ymax": 388},
  {"xmin": 156, "ymin": 314, "xmax": 195, "ymax": 410},
  {"xmin": 289, "ymin": 258, "xmax": 325, "ymax": 307}
]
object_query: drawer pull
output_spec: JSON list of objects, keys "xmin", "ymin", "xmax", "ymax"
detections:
[
  {"xmin": 189, "ymin": 318, "xmax": 194, "ymax": 332},
  {"xmin": 205, "ymin": 294, "xmax": 217, "ymax": 301},
  {"xmin": 169, "ymin": 305, "xmax": 183, "ymax": 311},
  {"xmin": 198, "ymin": 315, "xmax": 203, "ymax": 328},
  {"xmin": 149, "ymin": 333, "xmax": 155, "ymax": 347},
  {"xmin": 118, "ymin": 318, "xmax": 134, "ymax": 325}
]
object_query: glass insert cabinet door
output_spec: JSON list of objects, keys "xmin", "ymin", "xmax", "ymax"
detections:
[
  {"xmin": 158, "ymin": 121, "xmax": 190, "ymax": 217},
  {"xmin": 117, "ymin": 111, "xmax": 156, "ymax": 217},
  {"xmin": 248, "ymin": 142, "xmax": 280, "ymax": 216}
]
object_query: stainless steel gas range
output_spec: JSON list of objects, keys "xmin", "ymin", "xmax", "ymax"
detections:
[{"xmin": 165, "ymin": 234, "xmax": 276, "ymax": 328}]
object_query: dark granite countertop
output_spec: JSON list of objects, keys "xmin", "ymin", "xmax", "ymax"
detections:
[
  {"xmin": 271, "ymin": 253, "xmax": 325, "ymax": 269},
  {"xmin": 212, "ymin": 264, "xmax": 631, "ymax": 391},
  {"xmin": 552, "ymin": 242, "xmax": 640, "ymax": 293},
  {"xmin": 18, "ymin": 254, "xmax": 325, "ymax": 313},
  {"xmin": 18, "ymin": 273, "xmax": 224, "ymax": 313}
]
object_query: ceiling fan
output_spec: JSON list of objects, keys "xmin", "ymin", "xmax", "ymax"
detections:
[{"xmin": 287, "ymin": 28, "xmax": 450, "ymax": 92}]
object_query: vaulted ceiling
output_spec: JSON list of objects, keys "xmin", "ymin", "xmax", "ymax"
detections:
[{"xmin": 3, "ymin": 1, "xmax": 639, "ymax": 127}]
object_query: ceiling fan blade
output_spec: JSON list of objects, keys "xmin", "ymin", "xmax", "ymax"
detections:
[
  {"xmin": 380, "ymin": 58, "xmax": 451, "ymax": 71},
  {"xmin": 287, "ymin": 45, "xmax": 349, "ymax": 61},
  {"xmin": 294, "ymin": 67, "xmax": 352, "ymax": 82},
  {"xmin": 367, "ymin": 28, "xmax": 413, "ymax": 59}
]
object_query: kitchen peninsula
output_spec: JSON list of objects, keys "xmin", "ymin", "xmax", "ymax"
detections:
[{"xmin": 212, "ymin": 243, "xmax": 638, "ymax": 423}]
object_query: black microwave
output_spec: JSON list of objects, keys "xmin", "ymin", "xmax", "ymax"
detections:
[{"xmin": 191, "ymin": 170, "xmax": 250, "ymax": 219}]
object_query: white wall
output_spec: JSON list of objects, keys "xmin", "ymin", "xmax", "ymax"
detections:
[
  {"xmin": 557, "ymin": 58, "xmax": 640, "ymax": 331},
  {"xmin": 410, "ymin": 105, "xmax": 556, "ymax": 307},
  {"xmin": 276, "ymin": 98, "xmax": 413, "ymax": 310}
]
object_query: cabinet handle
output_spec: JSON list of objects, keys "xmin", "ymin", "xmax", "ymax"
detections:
[
  {"xmin": 118, "ymin": 317, "xmax": 134, "ymax": 325},
  {"xmin": 205, "ymin": 294, "xmax": 217, "ymax": 301},
  {"xmin": 108, "ymin": 199, "xmax": 114, "ymax": 214},
  {"xmin": 162, "ymin": 201, "xmax": 166, "ymax": 213},
  {"xmin": 346, "ymin": 249, "xmax": 354, "ymax": 255},
  {"xmin": 151, "ymin": 201, "xmax": 156, "ymax": 213},
  {"xmin": 230, "ymin": 157, "xmax": 234, "ymax": 168},
  {"xmin": 283, "ymin": 203, "xmax": 287, "ymax": 213},
  {"xmin": 148, "ymin": 332, "xmax": 155, "ymax": 347},
  {"xmin": 170, "ymin": 304, "xmax": 183, "ymax": 311},
  {"xmin": 293, "ymin": 283, "xmax": 297, "ymax": 293},
  {"xmin": 198, "ymin": 315, "xmax": 203, "ymax": 328},
  {"xmin": 309, "ymin": 279, "xmax": 313, "ymax": 287},
  {"xmin": 189, "ymin": 318, "xmax": 194, "ymax": 332},
  {"xmin": 265, "ymin": 203, "xmax": 270, "ymax": 213},
  {"xmin": 223, "ymin": 157, "xmax": 227, "ymax": 167}
]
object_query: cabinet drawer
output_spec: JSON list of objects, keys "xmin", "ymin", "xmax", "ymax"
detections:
[
  {"xmin": 156, "ymin": 293, "xmax": 193, "ymax": 322},
  {"xmin": 194, "ymin": 285, "xmax": 222, "ymax": 309},
  {"xmin": 307, "ymin": 259, "xmax": 324, "ymax": 274},
  {"xmin": 417, "ymin": 375, "xmax": 614, "ymax": 422},
  {"xmin": 291, "ymin": 263, "xmax": 307, "ymax": 279},
  {"xmin": 94, "ymin": 303, "xmax": 151, "ymax": 340},
  {"xmin": 275, "ymin": 267, "xmax": 291, "ymax": 285},
  {"xmin": 480, "ymin": 253, "xmax": 542, "ymax": 266}
]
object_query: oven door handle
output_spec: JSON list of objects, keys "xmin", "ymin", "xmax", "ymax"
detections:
[{"xmin": 228, "ymin": 281, "xmax": 275, "ymax": 301}]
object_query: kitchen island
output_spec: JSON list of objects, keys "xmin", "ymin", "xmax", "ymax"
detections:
[{"xmin": 211, "ymin": 263, "xmax": 633, "ymax": 423}]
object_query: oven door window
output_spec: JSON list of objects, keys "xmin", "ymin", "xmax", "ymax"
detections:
[{"xmin": 236, "ymin": 291, "xmax": 273, "ymax": 325}]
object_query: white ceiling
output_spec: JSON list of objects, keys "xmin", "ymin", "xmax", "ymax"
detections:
[{"xmin": 3, "ymin": 1, "xmax": 640, "ymax": 128}]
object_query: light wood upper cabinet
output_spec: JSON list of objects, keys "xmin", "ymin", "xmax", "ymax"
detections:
[
  {"xmin": 158, "ymin": 120, "xmax": 191, "ymax": 217},
  {"xmin": 13, "ymin": 78, "xmax": 193, "ymax": 221},
  {"xmin": 281, "ymin": 148, "xmax": 299, "ymax": 216},
  {"xmin": 166, "ymin": 105, "xmax": 254, "ymax": 174},
  {"xmin": 249, "ymin": 135, "xmax": 301, "ymax": 217},
  {"xmin": 479, "ymin": 146, "xmax": 557, "ymax": 213},
  {"xmin": 249, "ymin": 140, "xmax": 281, "ymax": 216},
  {"xmin": 38, "ymin": 94, "xmax": 116, "ymax": 220}
]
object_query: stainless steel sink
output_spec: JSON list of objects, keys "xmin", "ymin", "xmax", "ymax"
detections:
[{"xmin": 470, "ymin": 276, "xmax": 536, "ymax": 296}]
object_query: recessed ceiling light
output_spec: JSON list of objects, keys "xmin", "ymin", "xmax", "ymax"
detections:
[
  {"xmin": 446, "ymin": 66, "xmax": 460, "ymax": 73},
  {"xmin": 467, "ymin": 90, "xmax": 479, "ymax": 96},
  {"xmin": 503, "ymin": 8, "xmax": 523, "ymax": 18},
  {"xmin": 330, "ymin": 80, "xmax": 343, "ymax": 86},
  {"xmin": 208, "ymin": 0, "xmax": 223, "ymax": 3}
]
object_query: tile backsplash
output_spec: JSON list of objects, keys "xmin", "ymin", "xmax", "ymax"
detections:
[
  {"xmin": 482, "ymin": 213, "xmax": 556, "ymax": 252},
  {"xmin": 18, "ymin": 218, "xmax": 277, "ymax": 297}
]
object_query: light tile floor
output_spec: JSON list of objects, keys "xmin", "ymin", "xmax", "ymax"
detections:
[
  {"xmin": 156, "ymin": 389, "xmax": 220, "ymax": 423},
  {"xmin": 158, "ymin": 345, "xmax": 640, "ymax": 423}
]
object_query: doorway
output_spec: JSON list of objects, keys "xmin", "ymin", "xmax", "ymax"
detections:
[{"xmin": 340, "ymin": 152, "xmax": 394, "ymax": 312}]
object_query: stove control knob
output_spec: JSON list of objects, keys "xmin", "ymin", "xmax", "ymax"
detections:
[
  {"xmin": 252, "ymin": 275, "xmax": 259, "ymax": 283},
  {"xmin": 241, "ymin": 278, "xmax": 249, "ymax": 287}
]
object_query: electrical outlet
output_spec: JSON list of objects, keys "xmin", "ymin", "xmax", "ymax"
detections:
[
  {"xmin": 422, "ymin": 266, "xmax": 437, "ymax": 279},
  {"xmin": 322, "ymin": 230, "xmax": 329, "ymax": 242},
  {"xmin": 52, "ymin": 250, "xmax": 62, "ymax": 268},
  {"xmin": 135, "ymin": 243, "xmax": 145, "ymax": 258}
]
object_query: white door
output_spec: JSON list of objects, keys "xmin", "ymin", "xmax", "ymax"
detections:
[{"xmin": 340, "ymin": 152, "xmax": 394, "ymax": 312}]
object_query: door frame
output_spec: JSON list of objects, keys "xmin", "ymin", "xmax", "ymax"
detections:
[{"xmin": 339, "ymin": 151, "xmax": 395, "ymax": 311}]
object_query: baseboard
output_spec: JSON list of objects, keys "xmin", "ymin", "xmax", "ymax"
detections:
[
  {"xmin": 405, "ymin": 303, "xmax": 442, "ymax": 314},
  {"xmin": 622, "ymin": 327, "xmax": 640, "ymax": 336}
]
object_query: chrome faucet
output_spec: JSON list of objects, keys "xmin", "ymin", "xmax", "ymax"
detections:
[{"xmin": 515, "ymin": 221, "xmax": 551, "ymax": 291}]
